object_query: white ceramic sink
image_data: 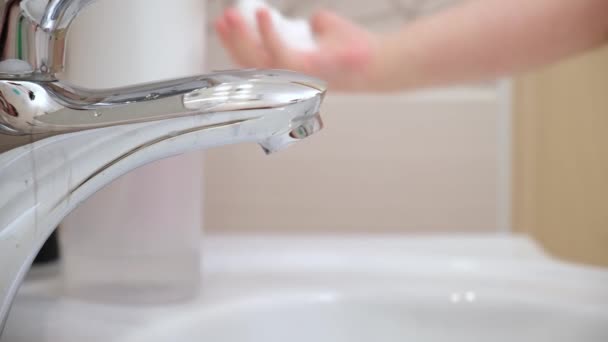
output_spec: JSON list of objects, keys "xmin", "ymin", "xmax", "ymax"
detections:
[{"xmin": 3, "ymin": 235, "xmax": 608, "ymax": 341}]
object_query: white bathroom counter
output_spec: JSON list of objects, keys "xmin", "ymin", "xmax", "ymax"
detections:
[{"xmin": 3, "ymin": 234, "xmax": 608, "ymax": 342}]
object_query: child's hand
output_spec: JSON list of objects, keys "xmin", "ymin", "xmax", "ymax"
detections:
[{"xmin": 215, "ymin": 8, "xmax": 380, "ymax": 91}]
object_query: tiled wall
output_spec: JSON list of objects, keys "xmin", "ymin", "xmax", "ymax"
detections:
[{"xmin": 204, "ymin": 0, "xmax": 509, "ymax": 234}]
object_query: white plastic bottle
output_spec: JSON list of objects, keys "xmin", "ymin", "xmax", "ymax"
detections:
[{"xmin": 58, "ymin": 0, "xmax": 206, "ymax": 305}]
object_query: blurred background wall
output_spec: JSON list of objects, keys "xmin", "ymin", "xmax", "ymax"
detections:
[
  {"xmin": 203, "ymin": 0, "xmax": 511, "ymax": 234},
  {"xmin": 514, "ymin": 46, "xmax": 608, "ymax": 266},
  {"xmin": 204, "ymin": 1, "xmax": 608, "ymax": 266}
]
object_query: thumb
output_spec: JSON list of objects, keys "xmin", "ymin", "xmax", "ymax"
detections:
[{"xmin": 310, "ymin": 10, "xmax": 346, "ymax": 35}]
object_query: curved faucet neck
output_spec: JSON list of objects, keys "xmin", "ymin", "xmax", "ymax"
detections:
[
  {"xmin": 39, "ymin": 0, "xmax": 95, "ymax": 29},
  {"xmin": 0, "ymin": 0, "xmax": 96, "ymax": 80}
]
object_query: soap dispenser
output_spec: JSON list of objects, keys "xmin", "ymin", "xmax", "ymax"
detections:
[{"xmin": 57, "ymin": 0, "xmax": 206, "ymax": 304}]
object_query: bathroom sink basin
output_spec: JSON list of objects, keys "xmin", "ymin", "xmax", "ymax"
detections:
[
  {"xmin": 3, "ymin": 235, "xmax": 608, "ymax": 341},
  {"xmin": 128, "ymin": 291, "xmax": 607, "ymax": 342}
]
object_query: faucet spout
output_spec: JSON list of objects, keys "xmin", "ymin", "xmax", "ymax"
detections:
[
  {"xmin": 0, "ymin": 69, "xmax": 324, "ymax": 140},
  {"xmin": 0, "ymin": 1, "xmax": 328, "ymax": 333},
  {"xmin": 0, "ymin": 68, "xmax": 326, "ymax": 333}
]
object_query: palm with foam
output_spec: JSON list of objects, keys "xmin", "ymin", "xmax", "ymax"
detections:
[{"xmin": 215, "ymin": 1, "xmax": 379, "ymax": 91}]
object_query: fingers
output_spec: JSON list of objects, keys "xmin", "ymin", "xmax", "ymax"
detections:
[
  {"xmin": 215, "ymin": 7, "xmax": 312, "ymax": 73},
  {"xmin": 256, "ymin": 8, "xmax": 302, "ymax": 70},
  {"xmin": 337, "ymin": 41, "xmax": 374, "ymax": 69},
  {"xmin": 310, "ymin": 10, "xmax": 337, "ymax": 35},
  {"xmin": 310, "ymin": 9, "xmax": 353, "ymax": 35},
  {"xmin": 215, "ymin": 8, "xmax": 269, "ymax": 68},
  {"xmin": 215, "ymin": 15, "xmax": 231, "ymax": 48}
]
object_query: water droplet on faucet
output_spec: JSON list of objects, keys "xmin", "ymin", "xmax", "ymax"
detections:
[{"xmin": 145, "ymin": 93, "xmax": 160, "ymax": 100}]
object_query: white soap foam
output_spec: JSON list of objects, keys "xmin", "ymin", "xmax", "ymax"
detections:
[{"xmin": 236, "ymin": 0, "xmax": 318, "ymax": 52}]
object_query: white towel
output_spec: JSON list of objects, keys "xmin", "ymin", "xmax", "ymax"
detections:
[{"xmin": 236, "ymin": 0, "xmax": 318, "ymax": 52}]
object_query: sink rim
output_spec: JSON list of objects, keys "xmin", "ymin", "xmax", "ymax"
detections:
[
  {"xmin": 120, "ymin": 282, "xmax": 608, "ymax": 342},
  {"xmin": 4, "ymin": 234, "xmax": 608, "ymax": 342}
]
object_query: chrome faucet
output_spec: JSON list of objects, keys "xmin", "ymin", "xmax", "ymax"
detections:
[{"xmin": 0, "ymin": 0, "xmax": 326, "ymax": 333}]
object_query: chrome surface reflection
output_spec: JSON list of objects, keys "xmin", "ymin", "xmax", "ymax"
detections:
[
  {"xmin": 0, "ymin": 70, "xmax": 324, "ymax": 140},
  {"xmin": 0, "ymin": 0, "xmax": 327, "ymax": 333}
]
